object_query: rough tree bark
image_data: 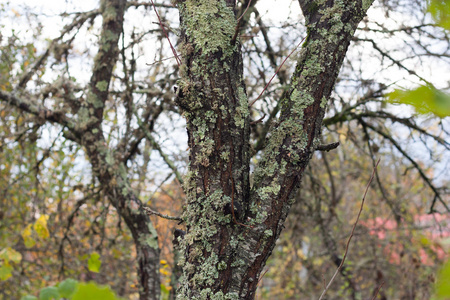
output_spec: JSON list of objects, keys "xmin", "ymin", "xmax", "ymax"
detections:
[{"xmin": 175, "ymin": 0, "xmax": 374, "ymax": 299}]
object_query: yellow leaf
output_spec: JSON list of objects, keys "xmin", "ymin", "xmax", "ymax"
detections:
[
  {"xmin": 22, "ymin": 224, "xmax": 36, "ymax": 248},
  {"xmin": 34, "ymin": 215, "xmax": 50, "ymax": 240},
  {"xmin": 159, "ymin": 268, "xmax": 170, "ymax": 276},
  {"xmin": 160, "ymin": 260, "xmax": 167, "ymax": 265}
]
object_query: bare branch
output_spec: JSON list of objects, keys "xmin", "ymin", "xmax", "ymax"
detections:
[
  {"xmin": 150, "ymin": 0, "xmax": 181, "ymax": 66},
  {"xmin": 18, "ymin": 9, "xmax": 100, "ymax": 89},
  {"xmin": 85, "ymin": 0, "xmax": 126, "ymax": 127},
  {"xmin": 356, "ymin": 38, "xmax": 431, "ymax": 85},
  {"xmin": 134, "ymin": 111, "xmax": 184, "ymax": 185},
  {"xmin": 0, "ymin": 90, "xmax": 76, "ymax": 130},
  {"xmin": 127, "ymin": 1, "xmax": 175, "ymax": 9},
  {"xmin": 358, "ymin": 117, "xmax": 450, "ymax": 212},
  {"xmin": 319, "ymin": 159, "xmax": 380, "ymax": 300},
  {"xmin": 371, "ymin": 281, "xmax": 385, "ymax": 300},
  {"xmin": 143, "ymin": 206, "xmax": 182, "ymax": 221},
  {"xmin": 316, "ymin": 142, "xmax": 340, "ymax": 152},
  {"xmin": 249, "ymin": 36, "xmax": 305, "ymax": 107}
]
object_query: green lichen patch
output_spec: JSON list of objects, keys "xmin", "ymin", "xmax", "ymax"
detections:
[
  {"xmin": 291, "ymin": 89, "xmax": 315, "ymax": 117},
  {"xmin": 264, "ymin": 229, "xmax": 273, "ymax": 237},
  {"xmin": 182, "ymin": 189, "xmax": 230, "ymax": 245},
  {"xmin": 234, "ymin": 87, "xmax": 249, "ymax": 129},
  {"xmin": 194, "ymin": 138, "xmax": 215, "ymax": 166},
  {"xmin": 86, "ymin": 92, "xmax": 104, "ymax": 109},
  {"xmin": 103, "ymin": 5, "xmax": 117, "ymax": 22},
  {"xmin": 190, "ymin": 115, "xmax": 216, "ymax": 166},
  {"xmin": 180, "ymin": 0, "xmax": 236, "ymax": 58},
  {"xmin": 362, "ymin": 0, "xmax": 375, "ymax": 11},
  {"xmin": 177, "ymin": 182, "xmax": 244, "ymax": 297},
  {"xmin": 138, "ymin": 232, "xmax": 158, "ymax": 249},
  {"xmin": 257, "ymin": 180, "xmax": 281, "ymax": 202},
  {"xmin": 95, "ymin": 80, "xmax": 108, "ymax": 92},
  {"xmin": 191, "ymin": 252, "xmax": 219, "ymax": 286}
]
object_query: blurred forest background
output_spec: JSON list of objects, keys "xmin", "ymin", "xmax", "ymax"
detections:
[{"xmin": 0, "ymin": 0, "xmax": 449, "ymax": 299}]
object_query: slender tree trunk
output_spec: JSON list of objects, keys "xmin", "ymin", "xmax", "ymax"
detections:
[
  {"xmin": 78, "ymin": 0, "xmax": 161, "ymax": 298},
  {"xmin": 176, "ymin": 0, "xmax": 374, "ymax": 298},
  {"xmin": 81, "ymin": 106, "xmax": 162, "ymax": 300}
]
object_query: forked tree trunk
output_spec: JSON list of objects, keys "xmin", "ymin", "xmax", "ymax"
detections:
[{"xmin": 176, "ymin": 0, "xmax": 373, "ymax": 299}]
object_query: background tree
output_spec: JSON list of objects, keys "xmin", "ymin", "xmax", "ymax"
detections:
[{"xmin": 0, "ymin": 0, "xmax": 448, "ymax": 299}]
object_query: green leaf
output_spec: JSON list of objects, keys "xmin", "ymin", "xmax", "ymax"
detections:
[
  {"xmin": 71, "ymin": 282, "xmax": 120, "ymax": 300},
  {"xmin": 161, "ymin": 283, "xmax": 171, "ymax": 295},
  {"xmin": 388, "ymin": 85, "xmax": 450, "ymax": 118},
  {"xmin": 87, "ymin": 252, "xmax": 101, "ymax": 273},
  {"xmin": 20, "ymin": 296, "xmax": 38, "ymax": 300},
  {"xmin": 39, "ymin": 286, "xmax": 60, "ymax": 300},
  {"xmin": 0, "ymin": 263, "xmax": 13, "ymax": 280},
  {"xmin": 428, "ymin": 0, "xmax": 450, "ymax": 30},
  {"xmin": 435, "ymin": 259, "xmax": 450, "ymax": 299},
  {"xmin": 58, "ymin": 278, "xmax": 78, "ymax": 298}
]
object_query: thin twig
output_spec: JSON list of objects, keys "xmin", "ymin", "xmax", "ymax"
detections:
[
  {"xmin": 17, "ymin": 9, "xmax": 99, "ymax": 89},
  {"xmin": 134, "ymin": 111, "xmax": 184, "ymax": 185},
  {"xmin": 249, "ymin": 36, "xmax": 305, "ymax": 107},
  {"xmin": 147, "ymin": 173, "xmax": 173, "ymax": 203},
  {"xmin": 358, "ymin": 118, "xmax": 449, "ymax": 212},
  {"xmin": 146, "ymin": 54, "xmax": 183, "ymax": 66},
  {"xmin": 371, "ymin": 281, "xmax": 385, "ymax": 300},
  {"xmin": 143, "ymin": 206, "xmax": 182, "ymax": 221},
  {"xmin": 231, "ymin": 0, "xmax": 253, "ymax": 44},
  {"xmin": 237, "ymin": 0, "xmax": 253, "ymax": 22},
  {"xmin": 150, "ymin": 0, "xmax": 181, "ymax": 66},
  {"xmin": 257, "ymin": 268, "xmax": 269, "ymax": 287},
  {"xmin": 250, "ymin": 114, "xmax": 266, "ymax": 125},
  {"xmin": 255, "ymin": 267, "xmax": 269, "ymax": 300},
  {"xmin": 318, "ymin": 158, "xmax": 380, "ymax": 300},
  {"xmin": 58, "ymin": 190, "xmax": 100, "ymax": 278}
]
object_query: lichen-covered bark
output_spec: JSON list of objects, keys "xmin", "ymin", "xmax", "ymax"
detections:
[
  {"xmin": 76, "ymin": 0, "xmax": 161, "ymax": 298},
  {"xmin": 231, "ymin": 1, "xmax": 374, "ymax": 298},
  {"xmin": 176, "ymin": 0, "xmax": 251, "ymax": 298},
  {"xmin": 177, "ymin": 0, "xmax": 373, "ymax": 299}
]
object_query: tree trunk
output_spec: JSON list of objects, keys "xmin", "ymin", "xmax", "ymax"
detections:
[
  {"xmin": 78, "ymin": 0, "xmax": 162, "ymax": 298},
  {"xmin": 176, "ymin": 0, "xmax": 373, "ymax": 298}
]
